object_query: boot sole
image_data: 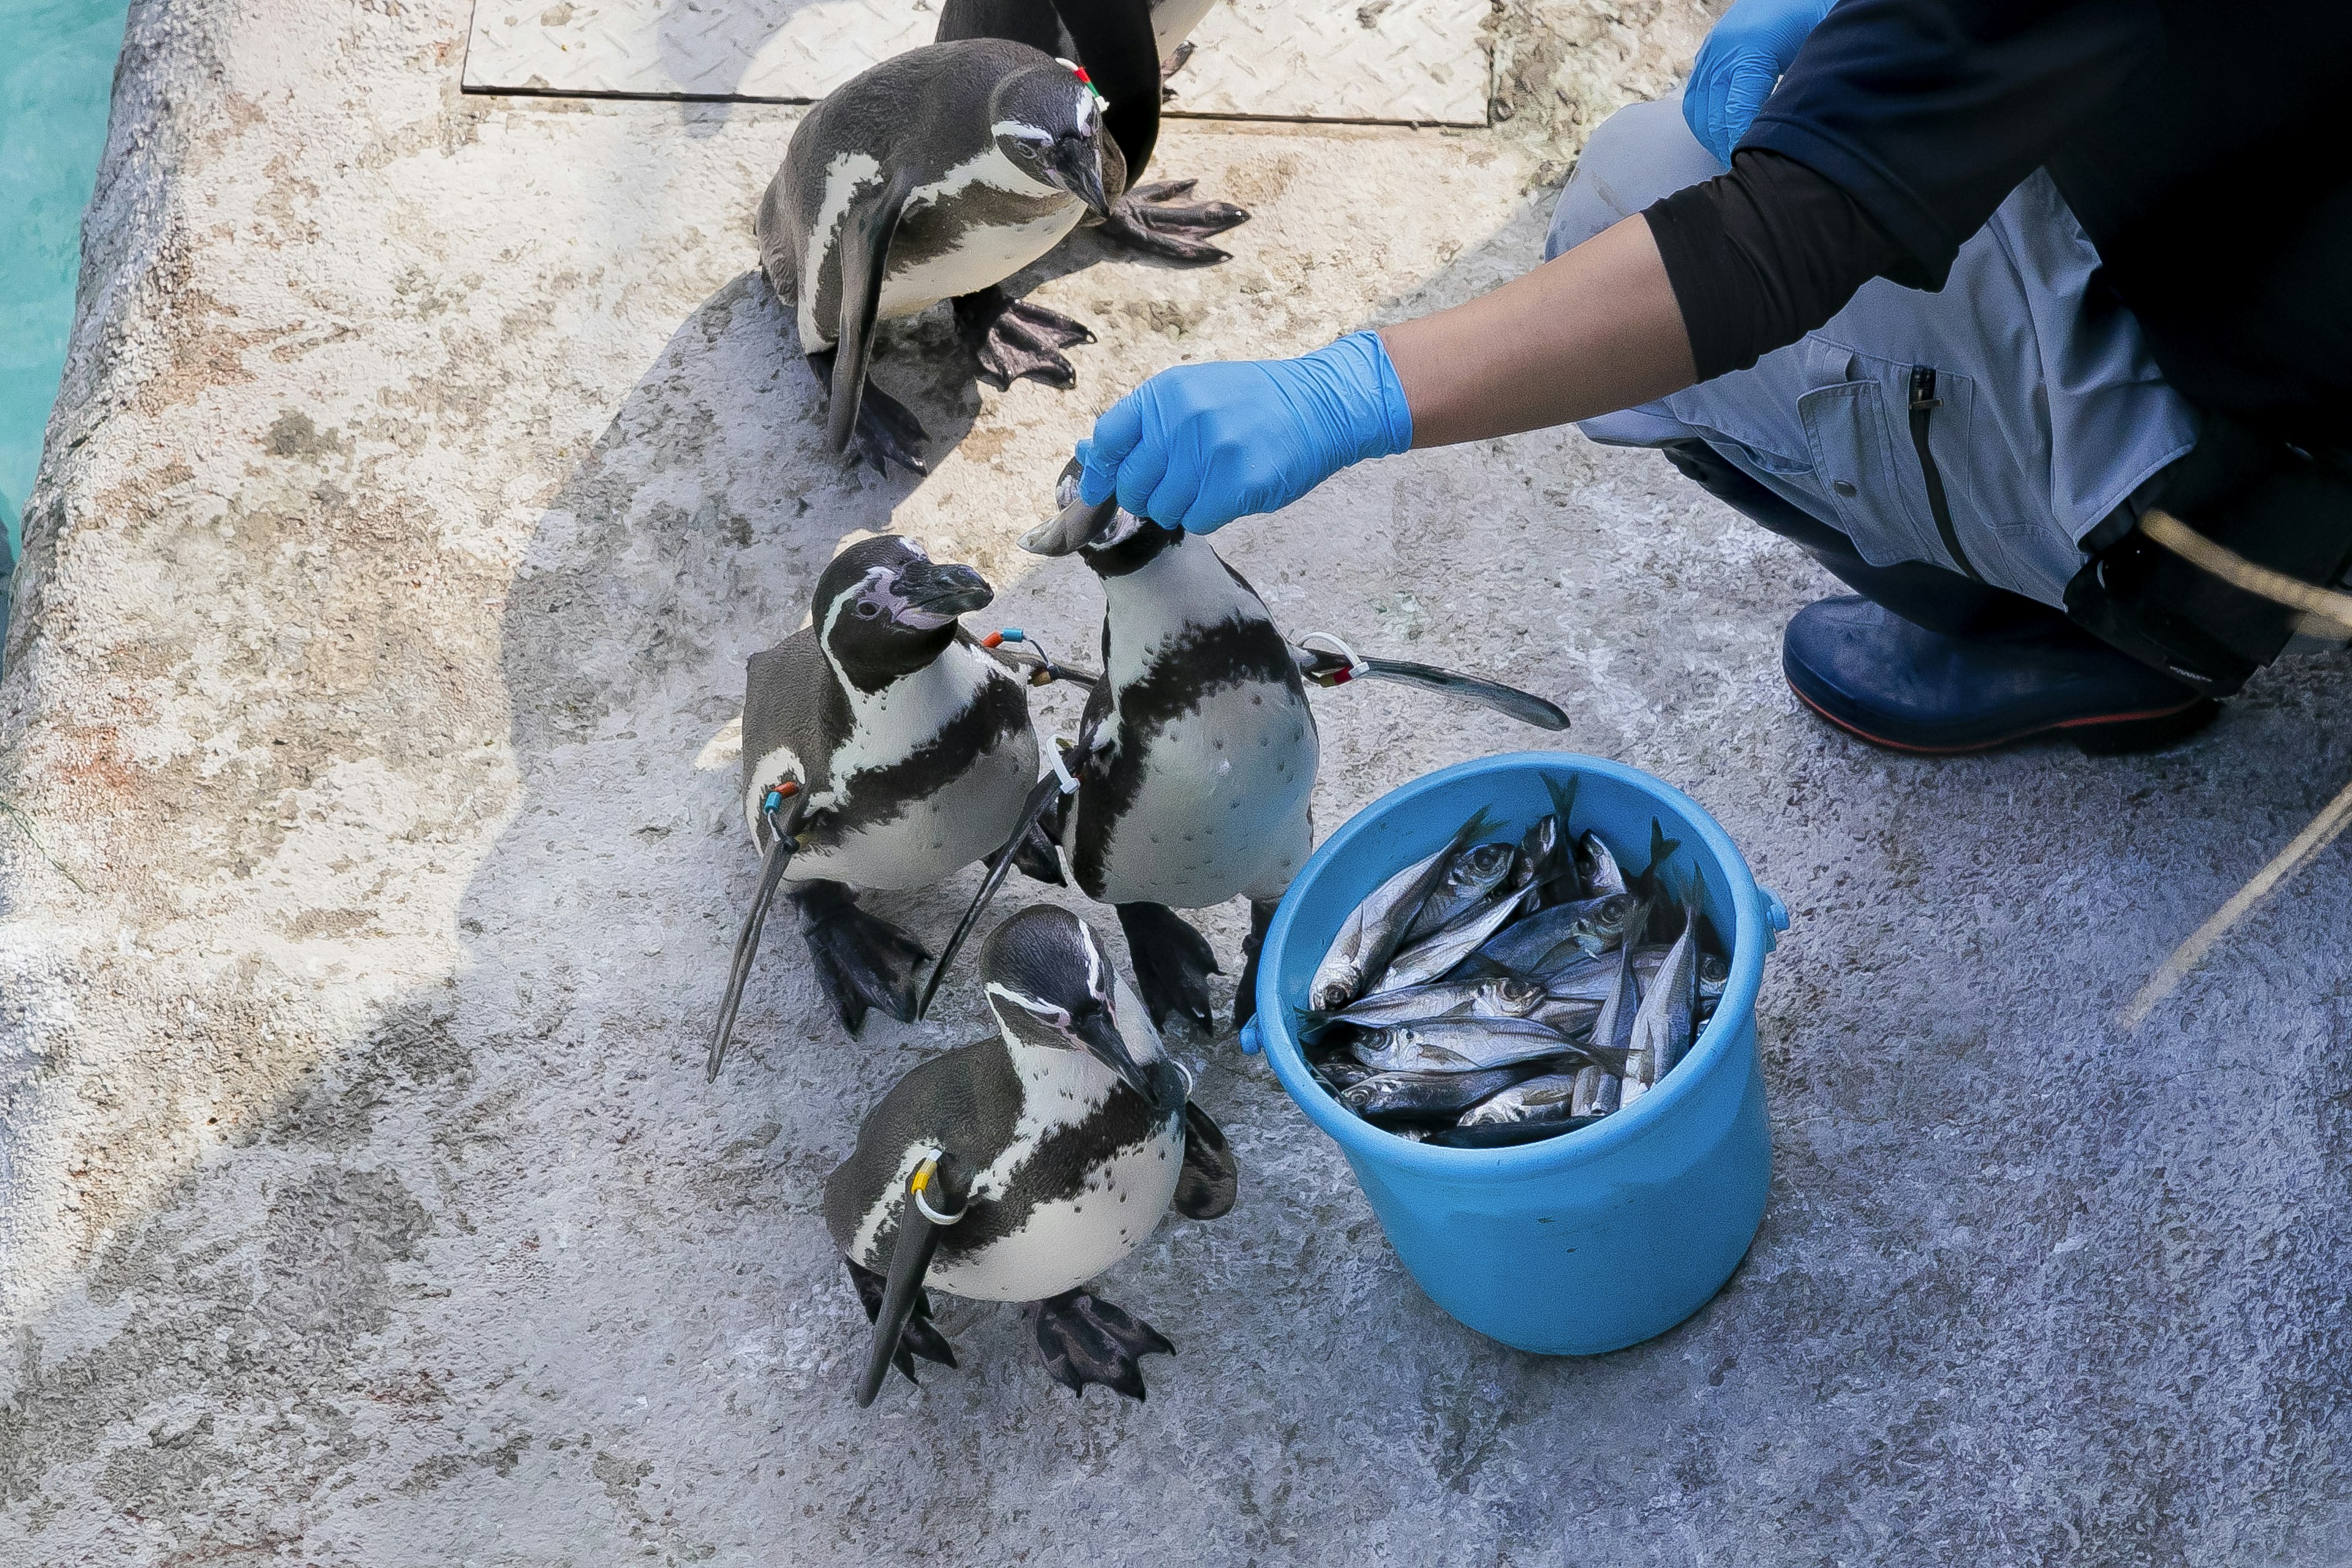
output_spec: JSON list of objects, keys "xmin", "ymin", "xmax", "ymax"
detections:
[{"xmin": 1787, "ymin": 679, "xmax": 2222, "ymax": 756}]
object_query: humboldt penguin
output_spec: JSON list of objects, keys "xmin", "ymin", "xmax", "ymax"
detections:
[
  {"xmin": 917, "ymin": 464, "xmax": 1570, "ymax": 1033},
  {"xmin": 933, "ymin": 1, "xmax": 1250, "ymax": 386},
  {"xmin": 706, "ymin": 535, "xmax": 1038, "ymax": 1071},
  {"xmin": 755, "ymin": 40, "xmax": 1120, "ymax": 475},
  {"xmin": 829, "ymin": 903, "xmax": 1237, "ymax": 1404}
]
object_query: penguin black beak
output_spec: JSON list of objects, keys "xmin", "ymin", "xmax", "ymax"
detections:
[
  {"xmin": 894, "ymin": 559, "xmax": 995, "ymax": 620},
  {"xmin": 1068, "ymin": 1001, "xmax": 1174, "ymax": 1107},
  {"xmin": 1049, "ymin": 135, "xmax": 1112, "ymax": 221}
]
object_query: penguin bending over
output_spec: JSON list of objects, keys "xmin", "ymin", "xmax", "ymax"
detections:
[
  {"xmin": 935, "ymin": 0, "xmax": 1249, "ymax": 386},
  {"xmin": 708, "ymin": 536, "xmax": 1038, "ymax": 1068},
  {"xmin": 755, "ymin": 41, "xmax": 1120, "ymax": 475},
  {"xmin": 829, "ymin": 903, "xmax": 1237, "ymax": 1404},
  {"xmin": 918, "ymin": 466, "xmax": 1571, "ymax": 1033}
]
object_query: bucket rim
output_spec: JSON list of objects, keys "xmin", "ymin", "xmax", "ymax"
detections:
[{"xmin": 1253, "ymin": 750, "xmax": 1767, "ymax": 1179}]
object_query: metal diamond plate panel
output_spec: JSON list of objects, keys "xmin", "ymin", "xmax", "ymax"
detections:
[{"xmin": 462, "ymin": 0, "xmax": 1491, "ymax": 126}]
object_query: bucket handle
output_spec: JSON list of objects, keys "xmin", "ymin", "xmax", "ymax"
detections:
[
  {"xmin": 1757, "ymin": 885, "xmax": 1790, "ymax": 951},
  {"xmin": 1239, "ymin": 1017, "xmax": 1264, "ymax": 1056}
]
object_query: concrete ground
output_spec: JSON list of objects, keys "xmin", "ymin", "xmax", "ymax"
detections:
[{"xmin": 4, "ymin": 1, "xmax": 2351, "ymax": 1563}]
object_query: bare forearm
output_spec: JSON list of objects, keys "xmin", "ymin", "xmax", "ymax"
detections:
[{"xmin": 1380, "ymin": 215, "xmax": 1697, "ymax": 450}]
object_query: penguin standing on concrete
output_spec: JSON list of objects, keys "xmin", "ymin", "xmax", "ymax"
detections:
[
  {"xmin": 755, "ymin": 40, "xmax": 1120, "ymax": 475},
  {"xmin": 706, "ymin": 535, "xmax": 1041, "ymax": 1071},
  {"xmin": 918, "ymin": 464, "xmax": 1571, "ymax": 1033},
  {"xmin": 829, "ymin": 903, "xmax": 1237, "ymax": 1404},
  {"xmin": 933, "ymin": 2, "xmax": 1251, "ymax": 386}
]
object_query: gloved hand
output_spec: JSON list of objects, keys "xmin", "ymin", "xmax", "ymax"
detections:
[
  {"xmin": 1681, "ymin": 0, "xmax": 1838, "ymax": 167},
  {"xmin": 1076, "ymin": 331, "xmax": 1414, "ymax": 534}
]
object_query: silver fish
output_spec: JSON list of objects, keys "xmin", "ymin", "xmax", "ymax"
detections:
[
  {"xmin": 1570, "ymin": 930, "xmax": 1641, "ymax": 1116},
  {"xmin": 1341, "ymin": 1065, "xmax": 1540, "ymax": 1121},
  {"xmin": 1310, "ymin": 810, "xmax": 1492, "ymax": 1011},
  {"xmin": 1512, "ymin": 815, "xmax": 1555, "ymax": 898},
  {"xmin": 1623, "ymin": 917, "xmax": 1698, "ymax": 1104},
  {"xmin": 1526, "ymin": 995, "xmax": 1601, "ymax": 1040},
  {"xmin": 1317, "ymin": 975, "xmax": 1547, "ymax": 1030},
  {"xmin": 1351, "ymin": 1016, "xmax": 1581, "ymax": 1074},
  {"xmin": 1577, "ymin": 831, "xmax": 1628, "ymax": 899},
  {"xmin": 1402, "ymin": 840, "xmax": 1518, "ymax": 944},
  {"xmin": 1458, "ymin": 1072, "xmax": 1583, "ymax": 1126},
  {"xmin": 1369, "ymin": 887, "xmax": 1533, "ymax": 997},
  {"xmin": 1311, "ymin": 1055, "xmax": 1380, "ymax": 1091},
  {"xmin": 1473, "ymin": 894, "xmax": 1638, "ymax": 973},
  {"xmin": 1425, "ymin": 1117, "xmax": 1602, "ymax": 1148}
]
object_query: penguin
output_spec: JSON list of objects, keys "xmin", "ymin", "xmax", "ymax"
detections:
[
  {"xmin": 755, "ymin": 40, "xmax": 1121, "ymax": 476},
  {"xmin": 829, "ymin": 903, "xmax": 1238, "ymax": 1404},
  {"xmin": 707, "ymin": 535, "xmax": 1039, "ymax": 1070},
  {"xmin": 916, "ymin": 464, "xmax": 1572, "ymax": 1034},
  {"xmin": 933, "ymin": 0, "xmax": 1251, "ymax": 388}
]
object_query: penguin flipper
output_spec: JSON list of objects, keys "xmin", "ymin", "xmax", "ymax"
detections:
[
  {"xmin": 1026, "ymin": 1289, "xmax": 1172, "ymax": 1402},
  {"xmin": 1296, "ymin": 643, "xmax": 1572, "ymax": 733},
  {"xmin": 826, "ymin": 170, "xmax": 918, "ymax": 459},
  {"xmin": 1172, "ymin": 1101, "xmax": 1238, "ymax": 1220},
  {"xmin": 981, "ymin": 785, "xmax": 1068, "ymax": 886}
]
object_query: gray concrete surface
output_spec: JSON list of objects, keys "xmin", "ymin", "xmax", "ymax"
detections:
[{"xmin": 4, "ymin": 1, "xmax": 2351, "ymax": 1563}]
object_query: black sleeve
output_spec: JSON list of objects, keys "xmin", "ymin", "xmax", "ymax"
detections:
[
  {"xmin": 1643, "ymin": 149, "xmax": 1913, "ymax": 382},
  {"xmin": 1743, "ymin": 0, "xmax": 2161, "ymax": 287}
]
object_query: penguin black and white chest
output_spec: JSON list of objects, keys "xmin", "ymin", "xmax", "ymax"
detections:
[
  {"xmin": 1047, "ymin": 508, "xmax": 1318, "ymax": 913},
  {"xmin": 741, "ymin": 535, "xmax": 1036, "ymax": 892}
]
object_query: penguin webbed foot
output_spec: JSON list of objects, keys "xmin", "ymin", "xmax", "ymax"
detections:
[
  {"xmin": 952, "ymin": 287, "xmax": 1096, "ymax": 391},
  {"xmin": 1115, "ymin": 903, "xmax": 1219, "ymax": 1035},
  {"xmin": 1234, "ymin": 896, "xmax": 1281, "ymax": 1031},
  {"xmin": 805, "ymin": 350, "xmax": 930, "ymax": 477},
  {"xmin": 846, "ymin": 1257, "xmax": 957, "ymax": 1384},
  {"xmin": 796, "ymin": 881, "xmax": 929, "ymax": 1035},
  {"xmin": 1026, "ymin": 1288, "xmax": 1172, "ymax": 1401},
  {"xmin": 1096, "ymin": 180, "xmax": 1250, "ymax": 266}
]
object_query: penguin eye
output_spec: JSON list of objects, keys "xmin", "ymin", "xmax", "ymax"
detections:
[
  {"xmin": 854, "ymin": 600, "xmax": 883, "ymax": 620},
  {"xmin": 1013, "ymin": 134, "xmax": 1049, "ymax": 160}
]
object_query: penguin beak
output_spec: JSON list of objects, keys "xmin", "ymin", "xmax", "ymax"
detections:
[
  {"xmin": 1049, "ymin": 134, "xmax": 1112, "ymax": 221},
  {"xmin": 892, "ymin": 559, "xmax": 995, "ymax": 623},
  {"xmin": 1067, "ymin": 1001, "xmax": 1159, "ymax": 1103}
]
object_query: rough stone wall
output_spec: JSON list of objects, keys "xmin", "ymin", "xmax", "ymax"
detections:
[{"xmin": 7, "ymin": 0, "xmax": 2352, "ymax": 1564}]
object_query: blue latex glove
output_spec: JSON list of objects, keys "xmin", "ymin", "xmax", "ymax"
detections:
[
  {"xmin": 1076, "ymin": 331, "xmax": 1414, "ymax": 534},
  {"xmin": 1682, "ymin": 0, "xmax": 1838, "ymax": 167}
]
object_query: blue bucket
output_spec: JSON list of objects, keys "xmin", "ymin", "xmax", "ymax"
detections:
[{"xmin": 1240, "ymin": 752, "xmax": 1789, "ymax": 1355}]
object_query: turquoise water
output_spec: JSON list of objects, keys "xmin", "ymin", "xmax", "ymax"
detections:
[{"xmin": 1, "ymin": 0, "xmax": 130, "ymax": 565}]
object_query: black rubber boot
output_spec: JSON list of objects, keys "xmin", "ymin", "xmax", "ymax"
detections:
[{"xmin": 1659, "ymin": 440, "xmax": 2220, "ymax": 754}]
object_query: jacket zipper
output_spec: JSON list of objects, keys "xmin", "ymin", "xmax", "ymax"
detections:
[{"xmin": 1907, "ymin": 365, "xmax": 1980, "ymax": 582}]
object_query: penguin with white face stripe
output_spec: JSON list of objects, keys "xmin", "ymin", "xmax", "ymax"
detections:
[
  {"xmin": 826, "ymin": 903, "xmax": 1237, "ymax": 1404},
  {"xmin": 755, "ymin": 40, "xmax": 1121, "ymax": 476},
  {"xmin": 707, "ymin": 536, "xmax": 1039, "ymax": 1066},
  {"xmin": 933, "ymin": 0, "xmax": 1250, "ymax": 385}
]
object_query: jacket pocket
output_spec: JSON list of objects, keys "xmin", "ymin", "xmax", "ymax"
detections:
[{"xmin": 1798, "ymin": 372, "xmax": 1950, "ymax": 573}]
